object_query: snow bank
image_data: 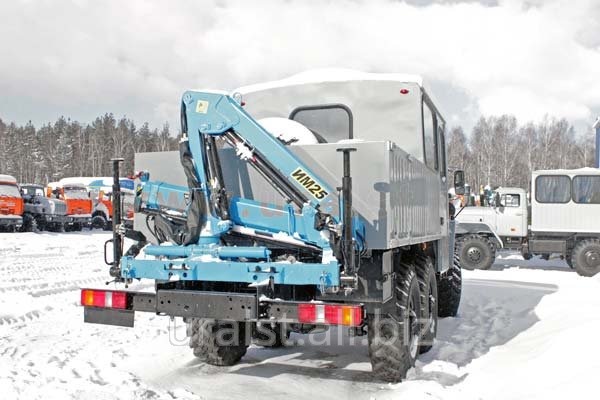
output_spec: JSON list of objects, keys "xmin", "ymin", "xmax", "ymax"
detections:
[{"xmin": 0, "ymin": 235, "xmax": 598, "ymax": 400}]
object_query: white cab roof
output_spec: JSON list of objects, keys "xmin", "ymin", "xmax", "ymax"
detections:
[
  {"xmin": 497, "ymin": 186, "xmax": 527, "ymax": 193},
  {"xmin": 0, "ymin": 174, "xmax": 17, "ymax": 184}
]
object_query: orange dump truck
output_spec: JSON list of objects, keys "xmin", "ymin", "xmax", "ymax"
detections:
[
  {"xmin": 46, "ymin": 182, "xmax": 92, "ymax": 231},
  {"xmin": 0, "ymin": 174, "xmax": 24, "ymax": 231}
]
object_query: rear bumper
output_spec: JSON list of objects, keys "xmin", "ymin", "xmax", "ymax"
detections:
[
  {"xmin": 0, "ymin": 215, "xmax": 22, "ymax": 226},
  {"xmin": 82, "ymin": 289, "xmax": 364, "ymax": 328}
]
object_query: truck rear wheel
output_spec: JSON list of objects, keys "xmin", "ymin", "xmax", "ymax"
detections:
[
  {"xmin": 437, "ymin": 253, "xmax": 462, "ymax": 318},
  {"xmin": 91, "ymin": 214, "xmax": 107, "ymax": 230},
  {"xmin": 368, "ymin": 263, "xmax": 421, "ymax": 382},
  {"xmin": 572, "ymin": 239, "xmax": 600, "ymax": 277},
  {"xmin": 415, "ymin": 255, "xmax": 438, "ymax": 354},
  {"xmin": 186, "ymin": 318, "xmax": 249, "ymax": 366},
  {"xmin": 458, "ymin": 234, "xmax": 495, "ymax": 270},
  {"xmin": 21, "ymin": 214, "xmax": 38, "ymax": 232}
]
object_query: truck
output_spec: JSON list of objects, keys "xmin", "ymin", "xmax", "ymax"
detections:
[
  {"xmin": 46, "ymin": 182, "xmax": 93, "ymax": 231},
  {"xmin": 88, "ymin": 178, "xmax": 135, "ymax": 230},
  {"xmin": 81, "ymin": 71, "xmax": 464, "ymax": 382},
  {"xmin": 454, "ymin": 169, "xmax": 600, "ymax": 277},
  {"xmin": 455, "ymin": 187, "xmax": 527, "ymax": 270},
  {"xmin": 20, "ymin": 184, "xmax": 69, "ymax": 231},
  {"xmin": 0, "ymin": 174, "xmax": 24, "ymax": 232}
]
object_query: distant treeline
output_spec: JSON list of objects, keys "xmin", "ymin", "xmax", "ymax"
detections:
[
  {"xmin": 0, "ymin": 114, "xmax": 179, "ymax": 184},
  {"xmin": 1, "ymin": 113, "xmax": 596, "ymax": 190},
  {"xmin": 447, "ymin": 115, "xmax": 597, "ymax": 192}
]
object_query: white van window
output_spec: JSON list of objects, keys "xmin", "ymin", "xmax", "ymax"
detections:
[
  {"xmin": 535, "ymin": 175, "xmax": 571, "ymax": 203},
  {"xmin": 572, "ymin": 176, "xmax": 600, "ymax": 204}
]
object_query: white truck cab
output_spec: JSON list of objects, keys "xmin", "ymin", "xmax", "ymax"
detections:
[{"xmin": 457, "ymin": 187, "xmax": 528, "ymax": 247}]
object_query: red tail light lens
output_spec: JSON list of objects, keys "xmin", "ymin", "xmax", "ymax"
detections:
[
  {"xmin": 111, "ymin": 292, "xmax": 127, "ymax": 309},
  {"xmin": 298, "ymin": 304, "xmax": 316, "ymax": 323},
  {"xmin": 80, "ymin": 289, "xmax": 128, "ymax": 309}
]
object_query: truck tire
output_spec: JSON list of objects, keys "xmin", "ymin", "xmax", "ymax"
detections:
[
  {"xmin": 254, "ymin": 322, "xmax": 290, "ymax": 348},
  {"xmin": 415, "ymin": 255, "xmax": 438, "ymax": 354},
  {"xmin": 572, "ymin": 239, "xmax": 600, "ymax": 277},
  {"xmin": 368, "ymin": 263, "xmax": 421, "ymax": 382},
  {"xmin": 186, "ymin": 318, "xmax": 249, "ymax": 366},
  {"xmin": 437, "ymin": 254, "xmax": 462, "ymax": 318},
  {"xmin": 521, "ymin": 244, "xmax": 532, "ymax": 260},
  {"xmin": 21, "ymin": 214, "xmax": 38, "ymax": 232},
  {"xmin": 91, "ymin": 214, "xmax": 107, "ymax": 230},
  {"xmin": 457, "ymin": 234, "xmax": 495, "ymax": 270}
]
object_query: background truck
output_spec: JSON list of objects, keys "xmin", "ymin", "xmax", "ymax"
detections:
[
  {"xmin": 455, "ymin": 187, "xmax": 527, "ymax": 270},
  {"xmin": 87, "ymin": 178, "xmax": 135, "ymax": 230},
  {"xmin": 46, "ymin": 182, "xmax": 92, "ymax": 231},
  {"xmin": 20, "ymin": 184, "xmax": 69, "ymax": 231},
  {"xmin": 454, "ymin": 169, "xmax": 600, "ymax": 276},
  {"xmin": 0, "ymin": 174, "xmax": 24, "ymax": 232},
  {"xmin": 81, "ymin": 71, "xmax": 464, "ymax": 382}
]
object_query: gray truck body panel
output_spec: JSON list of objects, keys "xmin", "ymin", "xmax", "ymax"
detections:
[{"xmin": 135, "ymin": 141, "xmax": 443, "ymax": 250}]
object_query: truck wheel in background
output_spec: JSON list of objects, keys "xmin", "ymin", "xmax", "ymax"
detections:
[
  {"xmin": 572, "ymin": 239, "xmax": 600, "ymax": 277},
  {"xmin": 254, "ymin": 322, "xmax": 290, "ymax": 348},
  {"xmin": 437, "ymin": 253, "xmax": 462, "ymax": 318},
  {"xmin": 186, "ymin": 318, "xmax": 249, "ymax": 366},
  {"xmin": 368, "ymin": 263, "xmax": 421, "ymax": 382},
  {"xmin": 91, "ymin": 214, "xmax": 107, "ymax": 230},
  {"xmin": 457, "ymin": 234, "xmax": 495, "ymax": 270},
  {"xmin": 565, "ymin": 253, "xmax": 573, "ymax": 269},
  {"xmin": 521, "ymin": 244, "xmax": 532, "ymax": 260},
  {"xmin": 416, "ymin": 255, "xmax": 438, "ymax": 354},
  {"xmin": 21, "ymin": 214, "xmax": 38, "ymax": 232},
  {"xmin": 72, "ymin": 222, "xmax": 82, "ymax": 232}
]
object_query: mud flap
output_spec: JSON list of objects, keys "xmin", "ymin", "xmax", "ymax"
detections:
[{"xmin": 84, "ymin": 307, "xmax": 134, "ymax": 328}]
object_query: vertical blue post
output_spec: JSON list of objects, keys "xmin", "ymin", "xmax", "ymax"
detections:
[{"xmin": 594, "ymin": 118, "xmax": 600, "ymax": 168}]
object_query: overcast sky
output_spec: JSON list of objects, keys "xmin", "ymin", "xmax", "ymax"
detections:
[{"xmin": 1, "ymin": 0, "xmax": 599, "ymax": 135}]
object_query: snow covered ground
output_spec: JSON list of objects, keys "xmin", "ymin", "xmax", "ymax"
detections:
[{"xmin": 1, "ymin": 232, "xmax": 599, "ymax": 400}]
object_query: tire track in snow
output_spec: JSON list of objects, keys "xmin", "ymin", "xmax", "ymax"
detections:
[{"xmin": 0, "ymin": 276, "xmax": 106, "ymax": 294}]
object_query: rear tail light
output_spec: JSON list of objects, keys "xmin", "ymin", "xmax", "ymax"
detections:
[
  {"xmin": 80, "ymin": 289, "xmax": 128, "ymax": 309},
  {"xmin": 297, "ymin": 304, "xmax": 363, "ymax": 326}
]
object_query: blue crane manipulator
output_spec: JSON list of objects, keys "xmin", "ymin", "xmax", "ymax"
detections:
[{"xmin": 115, "ymin": 90, "xmax": 366, "ymax": 290}]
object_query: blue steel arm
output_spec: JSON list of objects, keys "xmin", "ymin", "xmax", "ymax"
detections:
[
  {"xmin": 182, "ymin": 91, "xmax": 339, "ymax": 215},
  {"xmin": 121, "ymin": 90, "xmax": 363, "ymax": 288}
]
